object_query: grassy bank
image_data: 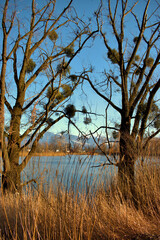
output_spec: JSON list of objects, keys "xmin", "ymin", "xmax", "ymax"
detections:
[{"xmin": 0, "ymin": 159, "xmax": 160, "ymax": 239}]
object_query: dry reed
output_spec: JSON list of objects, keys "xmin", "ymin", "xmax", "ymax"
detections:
[{"xmin": 0, "ymin": 156, "xmax": 160, "ymax": 240}]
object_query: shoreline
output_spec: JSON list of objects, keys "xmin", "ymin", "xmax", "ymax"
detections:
[{"xmin": 20, "ymin": 151, "xmax": 99, "ymax": 157}]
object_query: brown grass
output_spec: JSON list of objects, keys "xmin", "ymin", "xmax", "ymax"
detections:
[
  {"xmin": 0, "ymin": 158, "xmax": 160, "ymax": 239},
  {"xmin": 19, "ymin": 151, "xmax": 99, "ymax": 157}
]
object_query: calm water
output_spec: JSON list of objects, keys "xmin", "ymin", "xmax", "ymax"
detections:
[{"xmin": 21, "ymin": 155, "xmax": 117, "ymax": 194}]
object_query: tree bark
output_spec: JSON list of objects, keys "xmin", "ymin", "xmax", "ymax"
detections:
[
  {"xmin": 1, "ymin": 103, "xmax": 22, "ymax": 193},
  {"xmin": 118, "ymin": 156, "xmax": 135, "ymax": 200},
  {"xmin": 118, "ymin": 126, "xmax": 137, "ymax": 203},
  {"xmin": 2, "ymin": 165, "xmax": 21, "ymax": 193}
]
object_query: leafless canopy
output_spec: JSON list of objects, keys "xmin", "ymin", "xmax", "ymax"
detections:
[{"xmin": 0, "ymin": 0, "xmax": 98, "ymax": 191}]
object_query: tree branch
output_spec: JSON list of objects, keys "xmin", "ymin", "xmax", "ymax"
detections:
[
  {"xmin": 126, "ymin": 0, "xmax": 150, "ymax": 76},
  {"xmin": 4, "ymin": 97, "xmax": 13, "ymax": 114},
  {"xmin": 139, "ymin": 78, "xmax": 160, "ymax": 138},
  {"xmin": 143, "ymin": 128, "xmax": 160, "ymax": 150},
  {"xmin": 90, "ymin": 131, "xmax": 117, "ymax": 166},
  {"xmin": 132, "ymin": 52, "xmax": 160, "ymax": 113},
  {"xmin": 83, "ymin": 75, "xmax": 122, "ymax": 114},
  {"xmin": 20, "ymin": 114, "xmax": 65, "ymax": 171}
]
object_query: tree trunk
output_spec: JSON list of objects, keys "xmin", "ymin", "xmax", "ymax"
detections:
[
  {"xmin": 118, "ymin": 129, "xmax": 137, "ymax": 203},
  {"xmin": 2, "ymin": 166, "xmax": 21, "ymax": 193},
  {"xmin": 118, "ymin": 157, "xmax": 135, "ymax": 200},
  {"xmin": 2, "ymin": 102, "xmax": 23, "ymax": 193},
  {"xmin": 2, "ymin": 143, "xmax": 21, "ymax": 193}
]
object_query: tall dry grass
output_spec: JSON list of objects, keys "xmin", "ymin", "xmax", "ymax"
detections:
[{"xmin": 0, "ymin": 157, "xmax": 160, "ymax": 240}]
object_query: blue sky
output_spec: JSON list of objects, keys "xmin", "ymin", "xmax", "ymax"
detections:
[
  {"xmin": 53, "ymin": 0, "xmax": 160, "ymax": 137},
  {"xmin": 1, "ymin": 0, "xmax": 160, "ymax": 137},
  {"xmin": 52, "ymin": 0, "xmax": 159, "ymax": 131}
]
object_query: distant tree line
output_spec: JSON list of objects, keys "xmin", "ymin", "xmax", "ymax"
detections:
[{"xmin": 34, "ymin": 135, "xmax": 97, "ymax": 154}]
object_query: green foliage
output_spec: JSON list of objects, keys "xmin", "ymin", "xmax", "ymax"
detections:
[
  {"xmin": 115, "ymin": 123, "xmax": 120, "ymax": 129},
  {"xmin": 62, "ymin": 84, "xmax": 72, "ymax": 97},
  {"xmin": 65, "ymin": 104, "xmax": 76, "ymax": 118},
  {"xmin": 135, "ymin": 67, "xmax": 142, "ymax": 75},
  {"xmin": 69, "ymin": 75, "xmax": 77, "ymax": 82},
  {"xmin": 138, "ymin": 102, "xmax": 159, "ymax": 119},
  {"xmin": 134, "ymin": 55, "xmax": 140, "ymax": 62},
  {"xmin": 147, "ymin": 102, "xmax": 160, "ymax": 129},
  {"xmin": 138, "ymin": 103, "xmax": 146, "ymax": 118},
  {"xmin": 83, "ymin": 116, "xmax": 91, "ymax": 125},
  {"xmin": 57, "ymin": 62, "xmax": 71, "ymax": 76},
  {"xmin": 46, "ymin": 86, "xmax": 54, "ymax": 99},
  {"xmin": 133, "ymin": 36, "xmax": 138, "ymax": 43},
  {"xmin": 138, "ymin": 102, "xmax": 160, "ymax": 129},
  {"xmin": 46, "ymin": 87, "xmax": 62, "ymax": 100},
  {"xmin": 150, "ymin": 103, "xmax": 159, "ymax": 114},
  {"xmin": 112, "ymin": 130, "xmax": 119, "ymax": 140},
  {"xmin": 82, "ymin": 106, "xmax": 87, "ymax": 114},
  {"xmin": 63, "ymin": 43, "xmax": 74, "ymax": 57},
  {"xmin": 26, "ymin": 59, "xmax": 36, "ymax": 73},
  {"xmin": 47, "ymin": 85, "xmax": 72, "ymax": 103},
  {"xmin": 81, "ymin": 106, "xmax": 91, "ymax": 124},
  {"xmin": 48, "ymin": 30, "xmax": 58, "ymax": 41},
  {"xmin": 4, "ymin": 125, "xmax": 9, "ymax": 132},
  {"xmin": 107, "ymin": 49, "xmax": 119, "ymax": 64},
  {"xmin": 148, "ymin": 103, "xmax": 158, "ymax": 121},
  {"xmin": 46, "ymin": 118, "xmax": 54, "ymax": 124},
  {"xmin": 112, "ymin": 123, "xmax": 120, "ymax": 139},
  {"xmin": 153, "ymin": 117, "xmax": 160, "ymax": 129},
  {"xmin": 146, "ymin": 57, "xmax": 154, "ymax": 67}
]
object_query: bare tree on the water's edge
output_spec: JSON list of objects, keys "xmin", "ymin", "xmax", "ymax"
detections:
[
  {"xmin": 81, "ymin": 0, "xmax": 160, "ymax": 201},
  {"xmin": 0, "ymin": 0, "xmax": 98, "ymax": 193}
]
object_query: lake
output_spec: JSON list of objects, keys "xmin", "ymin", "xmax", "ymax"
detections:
[{"xmin": 21, "ymin": 155, "xmax": 118, "ymax": 194}]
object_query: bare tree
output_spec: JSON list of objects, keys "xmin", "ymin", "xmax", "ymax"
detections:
[
  {"xmin": 0, "ymin": 0, "xmax": 98, "ymax": 192},
  {"xmin": 82, "ymin": 0, "xmax": 160, "ymax": 199}
]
